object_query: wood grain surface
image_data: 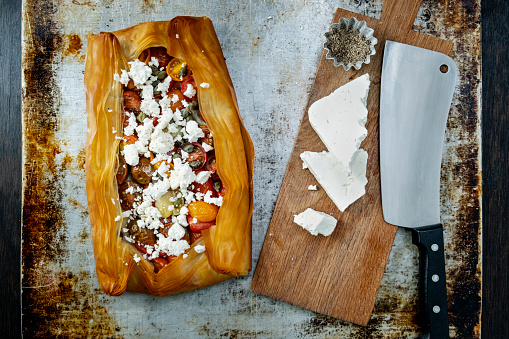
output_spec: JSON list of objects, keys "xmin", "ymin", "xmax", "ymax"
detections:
[
  {"xmin": 1, "ymin": 1, "xmax": 508, "ymax": 338},
  {"xmin": 251, "ymin": 0, "xmax": 455, "ymax": 326}
]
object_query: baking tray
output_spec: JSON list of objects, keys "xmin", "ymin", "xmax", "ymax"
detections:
[{"xmin": 21, "ymin": 0, "xmax": 481, "ymax": 337}]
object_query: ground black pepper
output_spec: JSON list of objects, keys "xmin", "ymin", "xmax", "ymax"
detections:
[{"xmin": 325, "ymin": 24, "xmax": 371, "ymax": 65}]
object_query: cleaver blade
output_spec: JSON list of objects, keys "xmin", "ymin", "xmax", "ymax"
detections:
[{"xmin": 380, "ymin": 41, "xmax": 457, "ymax": 338}]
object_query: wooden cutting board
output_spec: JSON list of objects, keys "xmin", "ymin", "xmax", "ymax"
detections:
[{"xmin": 251, "ymin": 0, "xmax": 454, "ymax": 326}]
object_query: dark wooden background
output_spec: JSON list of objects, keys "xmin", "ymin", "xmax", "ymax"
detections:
[{"xmin": 1, "ymin": 0, "xmax": 507, "ymax": 337}]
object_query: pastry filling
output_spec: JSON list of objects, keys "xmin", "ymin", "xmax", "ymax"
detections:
[{"xmin": 113, "ymin": 47, "xmax": 224, "ymax": 272}]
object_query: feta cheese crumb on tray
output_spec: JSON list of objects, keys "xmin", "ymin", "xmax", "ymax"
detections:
[{"xmin": 294, "ymin": 208, "xmax": 337, "ymax": 236}]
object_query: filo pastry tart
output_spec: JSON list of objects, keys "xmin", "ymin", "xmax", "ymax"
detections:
[{"xmin": 84, "ymin": 17, "xmax": 254, "ymax": 296}]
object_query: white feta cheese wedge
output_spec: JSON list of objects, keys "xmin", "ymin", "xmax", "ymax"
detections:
[
  {"xmin": 300, "ymin": 149, "xmax": 368, "ymax": 212},
  {"xmin": 308, "ymin": 74, "xmax": 369, "ymax": 172},
  {"xmin": 294, "ymin": 208, "xmax": 337, "ymax": 236}
]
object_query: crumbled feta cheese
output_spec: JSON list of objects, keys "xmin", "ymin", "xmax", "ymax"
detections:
[
  {"xmin": 200, "ymin": 83, "xmax": 210, "ymax": 88},
  {"xmin": 183, "ymin": 254, "xmax": 188, "ymax": 258},
  {"xmin": 183, "ymin": 84, "xmax": 196, "ymax": 98},
  {"xmin": 128, "ymin": 59, "xmax": 152, "ymax": 86},
  {"xmin": 115, "ymin": 215, "xmax": 121, "ymax": 221},
  {"xmin": 112, "ymin": 127, "xmax": 117, "ymax": 134},
  {"xmin": 148, "ymin": 57, "xmax": 159, "ymax": 67},
  {"xmin": 176, "ymin": 34, "xmax": 179, "ymax": 38},
  {"xmin": 123, "ymin": 144, "xmax": 139, "ymax": 166},
  {"xmin": 204, "ymin": 191, "xmax": 223, "ymax": 207},
  {"xmin": 201, "ymin": 142, "xmax": 213, "ymax": 152},
  {"xmin": 195, "ymin": 171, "xmax": 212, "ymax": 184},
  {"xmin": 111, "ymin": 198, "xmax": 116, "ymax": 205},
  {"xmin": 294, "ymin": 208, "xmax": 337, "ymax": 236},
  {"xmin": 185, "ymin": 120, "xmax": 205, "ymax": 142},
  {"xmin": 114, "ymin": 70, "xmax": 129, "ymax": 85},
  {"xmin": 194, "ymin": 245, "xmax": 205, "ymax": 253},
  {"xmin": 308, "ymin": 185, "xmax": 318, "ymax": 191},
  {"xmin": 133, "ymin": 254, "xmax": 141, "ymax": 263},
  {"xmin": 157, "ymin": 76, "xmax": 173, "ymax": 96}
]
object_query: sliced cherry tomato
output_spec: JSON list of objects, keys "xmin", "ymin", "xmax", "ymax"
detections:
[
  {"xmin": 123, "ymin": 91, "xmax": 141, "ymax": 113},
  {"xmin": 187, "ymin": 215, "xmax": 215, "ymax": 232},
  {"xmin": 148, "ymin": 47, "xmax": 172, "ymax": 68},
  {"xmin": 152, "ymin": 257, "xmax": 169, "ymax": 273},
  {"xmin": 133, "ymin": 242, "xmax": 148, "ymax": 255},
  {"xmin": 116, "ymin": 154, "xmax": 128, "ymax": 185},
  {"xmin": 192, "ymin": 177, "xmax": 217, "ymax": 197},
  {"xmin": 181, "ymin": 74, "xmax": 197, "ymax": 101},
  {"xmin": 167, "ymin": 89, "xmax": 186, "ymax": 111},
  {"xmin": 166, "ymin": 58, "xmax": 187, "ymax": 81},
  {"xmin": 131, "ymin": 157, "xmax": 154, "ymax": 185},
  {"xmin": 183, "ymin": 142, "xmax": 207, "ymax": 170},
  {"xmin": 205, "ymin": 156, "xmax": 217, "ymax": 174},
  {"xmin": 120, "ymin": 134, "xmax": 138, "ymax": 151},
  {"xmin": 218, "ymin": 184, "xmax": 226, "ymax": 197},
  {"xmin": 188, "ymin": 201, "xmax": 218, "ymax": 222}
]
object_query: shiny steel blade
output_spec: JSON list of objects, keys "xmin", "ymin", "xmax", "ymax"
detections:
[{"xmin": 380, "ymin": 41, "xmax": 457, "ymax": 228}]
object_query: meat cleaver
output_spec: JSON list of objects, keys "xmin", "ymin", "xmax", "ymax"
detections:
[{"xmin": 380, "ymin": 41, "xmax": 457, "ymax": 338}]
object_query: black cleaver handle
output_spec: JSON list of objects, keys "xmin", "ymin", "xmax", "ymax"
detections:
[{"xmin": 411, "ymin": 224, "xmax": 449, "ymax": 339}]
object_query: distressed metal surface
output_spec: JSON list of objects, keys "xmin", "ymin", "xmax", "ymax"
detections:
[{"xmin": 21, "ymin": 0, "xmax": 481, "ymax": 338}]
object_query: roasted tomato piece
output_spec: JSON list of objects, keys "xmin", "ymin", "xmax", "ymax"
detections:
[
  {"xmin": 122, "ymin": 110, "xmax": 133, "ymax": 130},
  {"xmin": 131, "ymin": 157, "xmax": 154, "ymax": 185},
  {"xmin": 218, "ymin": 183, "xmax": 226, "ymax": 197},
  {"xmin": 123, "ymin": 90, "xmax": 142, "ymax": 113},
  {"xmin": 181, "ymin": 74, "xmax": 198, "ymax": 101},
  {"xmin": 116, "ymin": 154, "xmax": 128, "ymax": 185},
  {"xmin": 182, "ymin": 143, "xmax": 207, "ymax": 169},
  {"xmin": 127, "ymin": 218, "xmax": 156, "ymax": 246},
  {"xmin": 167, "ymin": 89, "xmax": 186, "ymax": 111},
  {"xmin": 200, "ymin": 126, "xmax": 213, "ymax": 146},
  {"xmin": 187, "ymin": 215, "xmax": 215, "ymax": 232},
  {"xmin": 148, "ymin": 47, "xmax": 172, "ymax": 68},
  {"xmin": 189, "ymin": 231, "xmax": 202, "ymax": 244},
  {"xmin": 118, "ymin": 181, "xmax": 142, "ymax": 210},
  {"xmin": 166, "ymin": 58, "xmax": 187, "ymax": 81},
  {"xmin": 192, "ymin": 177, "xmax": 217, "ymax": 197},
  {"xmin": 204, "ymin": 155, "xmax": 216, "ymax": 172},
  {"xmin": 152, "ymin": 257, "xmax": 169, "ymax": 273}
]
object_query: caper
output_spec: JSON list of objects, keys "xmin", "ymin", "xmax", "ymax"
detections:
[
  {"xmin": 150, "ymin": 65, "xmax": 159, "ymax": 74},
  {"xmin": 182, "ymin": 144, "xmax": 195, "ymax": 153},
  {"xmin": 181, "ymin": 108, "xmax": 189, "ymax": 118},
  {"xmin": 180, "ymin": 67, "xmax": 187, "ymax": 77},
  {"xmin": 172, "ymin": 208, "xmax": 181, "ymax": 216},
  {"xmin": 157, "ymin": 71, "xmax": 166, "ymax": 80},
  {"xmin": 189, "ymin": 160, "xmax": 201, "ymax": 169},
  {"xmin": 153, "ymin": 89, "xmax": 161, "ymax": 96},
  {"xmin": 188, "ymin": 100, "xmax": 198, "ymax": 110},
  {"xmin": 186, "ymin": 116, "xmax": 192, "ymax": 121},
  {"xmin": 172, "ymin": 153, "xmax": 182, "ymax": 160},
  {"xmin": 213, "ymin": 181, "xmax": 221, "ymax": 192},
  {"xmin": 174, "ymin": 198, "xmax": 184, "ymax": 208},
  {"xmin": 137, "ymin": 112, "xmax": 147, "ymax": 123},
  {"xmin": 151, "ymin": 80, "xmax": 159, "ymax": 88}
]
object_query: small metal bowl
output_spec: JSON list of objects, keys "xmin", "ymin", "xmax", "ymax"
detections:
[{"xmin": 324, "ymin": 17, "xmax": 377, "ymax": 71}]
